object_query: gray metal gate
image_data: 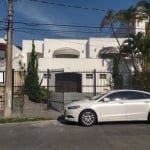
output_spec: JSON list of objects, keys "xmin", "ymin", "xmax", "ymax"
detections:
[
  {"xmin": 47, "ymin": 69, "xmax": 64, "ymax": 112},
  {"xmin": 0, "ymin": 70, "xmax": 25, "ymax": 114}
]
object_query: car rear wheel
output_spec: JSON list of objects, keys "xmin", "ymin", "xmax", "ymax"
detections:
[{"xmin": 79, "ymin": 110, "xmax": 97, "ymax": 127}]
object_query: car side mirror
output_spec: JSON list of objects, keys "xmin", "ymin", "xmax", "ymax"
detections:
[{"xmin": 103, "ymin": 98, "xmax": 110, "ymax": 102}]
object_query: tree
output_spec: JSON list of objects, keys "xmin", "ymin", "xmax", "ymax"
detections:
[
  {"xmin": 100, "ymin": 1, "xmax": 150, "ymax": 73},
  {"xmin": 137, "ymin": 34, "xmax": 150, "ymax": 72},
  {"xmin": 100, "ymin": 1, "xmax": 150, "ymax": 37},
  {"xmin": 100, "ymin": 6, "xmax": 136, "ymax": 39},
  {"xmin": 115, "ymin": 6, "xmax": 136, "ymax": 36},
  {"xmin": 120, "ymin": 32, "xmax": 150, "ymax": 90},
  {"xmin": 25, "ymin": 41, "xmax": 41, "ymax": 103},
  {"xmin": 120, "ymin": 32, "xmax": 150, "ymax": 73},
  {"xmin": 112, "ymin": 55, "xmax": 123, "ymax": 89},
  {"xmin": 100, "ymin": 9, "xmax": 122, "ymax": 47},
  {"xmin": 136, "ymin": 0, "xmax": 150, "ymax": 14}
]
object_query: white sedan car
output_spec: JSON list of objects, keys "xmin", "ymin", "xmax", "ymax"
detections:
[{"xmin": 65, "ymin": 89, "xmax": 150, "ymax": 126}]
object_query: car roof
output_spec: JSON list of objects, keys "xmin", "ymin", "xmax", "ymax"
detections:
[{"xmin": 109, "ymin": 89, "xmax": 150, "ymax": 94}]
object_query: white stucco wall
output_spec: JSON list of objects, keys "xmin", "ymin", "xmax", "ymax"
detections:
[
  {"xmin": 22, "ymin": 37, "xmax": 127, "ymax": 63},
  {"xmin": 38, "ymin": 58, "xmax": 112, "ymax": 72},
  {"xmin": 12, "ymin": 45, "xmax": 23, "ymax": 69},
  {"xmin": 88, "ymin": 38, "xmax": 126, "ymax": 58},
  {"xmin": 43, "ymin": 39, "xmax": 87, "ymax": 58},
  {"xmin": 38, "ymin": 58, "xmax": 113, "ymax": 92},
  {"xmin": 22, "ymin": 40, "xmax": 43, "ymax": 64},
  {"xmin": 135, "ymin": 17, "xmax": 149, "ymax": 34}
]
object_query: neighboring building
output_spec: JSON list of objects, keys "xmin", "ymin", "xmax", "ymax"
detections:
[
  {"xmin": 0, "ymin": 37, "xmax": 23, "ymax": 110},
  {"xmin": 0, "ymin": 37, "xmax": 22, "ymax": 70},
  {"xmin": 135, "ymin": 14, "xmax": 150, "ymax": 35}
]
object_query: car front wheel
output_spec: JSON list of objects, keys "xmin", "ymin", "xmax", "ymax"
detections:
[{"xmin": 79, "ymin": 110, "xmax": 97, "ymax": 127}]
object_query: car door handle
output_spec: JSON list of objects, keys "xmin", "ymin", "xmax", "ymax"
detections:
[
  {"xmin": 144, "ymin": 101, "xmax": 149, "ymax": 103},
  {"xmin": 118, "ymin": 101, "xmax": 124, "ymax": 104}
]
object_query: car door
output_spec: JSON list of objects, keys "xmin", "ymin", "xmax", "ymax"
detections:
[
  {"xmin": 125, "ymin": 91, "xmax": 150, "ymax": 120},
  {"xmin": 96, "ymin": 91, "xmax": 126, "ymax": 121}
]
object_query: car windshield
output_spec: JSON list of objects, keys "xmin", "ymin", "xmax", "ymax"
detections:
[{"xmin": 89, "ymin": 94, "xmax": 106, "ymax": 101}]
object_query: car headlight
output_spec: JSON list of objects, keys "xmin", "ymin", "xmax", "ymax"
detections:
[{"xmin": 67, "ymin": 105, "xmax": 81, "ymax": 109}]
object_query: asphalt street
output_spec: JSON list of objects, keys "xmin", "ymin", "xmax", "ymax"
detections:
[{"xmin": 0, "ymin": 120, "xmax": 150, "ymax": 150}]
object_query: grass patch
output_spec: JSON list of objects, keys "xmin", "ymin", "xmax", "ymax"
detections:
[{"xmin": 0, "ymin": 117, "xmax": 52, "ymax": 124}]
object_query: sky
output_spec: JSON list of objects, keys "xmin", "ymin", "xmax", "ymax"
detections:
[{"xmin": 0, "ymin": 0, "xmax": 146, "ymax": 46}]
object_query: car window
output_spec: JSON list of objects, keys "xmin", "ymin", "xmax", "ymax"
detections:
[
  {"xmin": 106, "ymin": 92, "xmax": 126, "ymax": 101},
  {"xmin": 124, "ymin": 91, "xmax": 150, "ymax": 100}
]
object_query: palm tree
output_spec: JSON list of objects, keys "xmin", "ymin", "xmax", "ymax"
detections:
[
  {"xmin": 100, "ymin": 9, "xmax": 121, "ymax": 47},
  {"xmin": 121, "ymin": 32, "xmax": 150, "ymax": 73},
  {"xmin": 120, "ymin": 32, "xmax": 144, "ymax": 73},
  {"xmin": 114, "ymin": 6, "xmax": 136, "ymax": 36},
  {"xmin": 100, "ymin": 1, "xmax": 150, "ymax": 73},
  {"xmin": 100, "ymin": 0, "xmax": 150, "ymax": 41},
  {"xmin": 100, "ymin": 8, "xmax": 136, "ymax": 72},
  {"xmin": 138, "ymin": 34, "xmax": 150, "ymax": 72},
  {"xmin": 136, "ymin": 0, "xmax": 150, "ymax": 14}
]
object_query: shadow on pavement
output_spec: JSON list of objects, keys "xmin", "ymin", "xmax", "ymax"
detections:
[
  {"xmin": 57, "ymin": 115, "xmax": 78, "ymax": 126},
  {"xmin": 98, "ymin": 121, "xmax": 149, "ymax": 126},
  {"xmin": 57, "ymin": 115, "xmax": 149, "ymax": 127}
]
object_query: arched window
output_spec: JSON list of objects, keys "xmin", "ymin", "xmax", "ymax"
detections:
[
  {"xmin": 98, "ymin": 47, "xmax": 119, "ymax": 58},
  {"xmin": 53, "ymin": 47, "xmax": 80, "ymax": 58}
]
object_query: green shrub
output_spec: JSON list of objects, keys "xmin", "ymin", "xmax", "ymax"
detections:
[
  {"xmin": 25, "ymin": 41, "xmax": 41, "ymax": 103},
  {"xmin": 132, "ymin": 72, "xmax": 150, "ymax": 92},
  {"xmin": 40, "ymin": 87, "xmax": 48, "ymax": 103}
]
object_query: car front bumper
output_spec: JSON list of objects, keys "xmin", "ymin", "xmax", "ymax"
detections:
[{"xmin": 64, "ymin": 108, "xmax": 80, "ymax": 122}]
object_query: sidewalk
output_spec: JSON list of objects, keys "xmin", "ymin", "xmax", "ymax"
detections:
[{"xmin": 11, "ymin": 98, "xmax": 63, "ymax": 120}]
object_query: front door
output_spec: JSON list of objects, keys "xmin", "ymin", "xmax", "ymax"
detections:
[
  {"xmin": 55, "ymin": 73, "xmax": 81, "ymax": 92},
  {"xmin": 97, "ymin": 91, "xmax": 126, "ymax": 121}
]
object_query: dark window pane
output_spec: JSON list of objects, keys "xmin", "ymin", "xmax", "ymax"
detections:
[
  {"xmin": 106, "ymin": 92, "xmax": 126, "ymax": 101},
  {"xmin": 86, "ymin": 74, "xmax": 93, "ymax": 79},
  {"xmin": 125, "ymin": 91, "xmax": 150, "ymax": 100},
  {"xmin": 100, "ymin": 74, "xmax": 107, "ymax": 79}
]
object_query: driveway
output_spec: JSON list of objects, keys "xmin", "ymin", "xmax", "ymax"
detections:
[{"xmin": 0, "ymin": 120, "xmax": 150, "ymax": 150}]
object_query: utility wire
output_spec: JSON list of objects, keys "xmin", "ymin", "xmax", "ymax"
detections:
[
  {"xmin": 1, "ymin": 20, "xmax": 147, "ymax": 31},
  {"xmin": 13, "ymin": 21, "xmax": 100, "ymax": 29},
  {"xmin": 13, "ymin": 28, "xmax": 129, "ymax": 37},
  {"xmin": 13, "ymin": 27, "xmax": 101, "ymax": 34},
  {"xmin": 27, "ymin": 0, "xmax": 106, "ymax": 12}
]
